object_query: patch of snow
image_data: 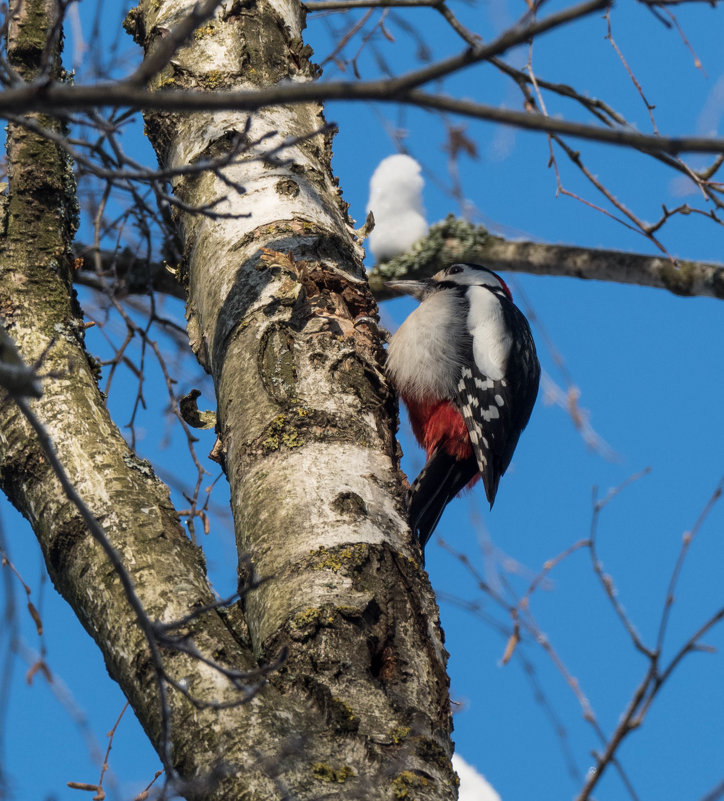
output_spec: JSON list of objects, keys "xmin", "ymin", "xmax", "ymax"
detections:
[
  {"xmin": 453, "ymin": 754, "xmax": 502, "ymax": 801},
  {"xmin": 366, "ymin": 154, "xmax": 428, "ymax": 261}
]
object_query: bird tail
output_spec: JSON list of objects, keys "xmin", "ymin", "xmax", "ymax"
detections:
[{"xmin": 408, "ymin": 448, "xmax": 479, "ymax": 551}]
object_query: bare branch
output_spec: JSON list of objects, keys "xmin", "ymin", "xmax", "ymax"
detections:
[
  {"xmin": 5, "ymin": 68, "xmax": 724, "ymax": 156},
  {"xmin": 402, "ymin": 90, "xmax": 724, "ymax": 154},
  {"xmin": 573, "ymin": 475, "xmax": 724, "ymax": 801},
  {"xmin": 383, "ymin": 0, "xmax": 610, "ymax": 93},
  {"xmin": 72, "ymin": 244, "xmax": 184, "ymax": 298},
  {"xmin": 655, "ymin": 476, "xmax": 724, "ymax": 656},
  {"xmin": 589, "ymin": 471, "xmax": 654, "ymax": 658},
  {"xmin": 369, "ymin": 216, "xmax": 724, "ymax": 300},
  {"xmin": 76, "ymin": 217, "xmax": 724, "ymax": 305},
  {"xmin": 699, "ymin": 778, "xmax": 724, "ymax": 801}
]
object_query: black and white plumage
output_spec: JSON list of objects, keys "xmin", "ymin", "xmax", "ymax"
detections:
[{"xmin": 386, "ymin": 263, "xmax": 540, "ymax": 549}]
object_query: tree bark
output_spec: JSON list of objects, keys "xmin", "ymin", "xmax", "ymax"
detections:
[
  {"xmin": 0, "ymin": 2, "xmax": 295, "ymax": 796},
  {"xmin": 132, "ymin": 0, "xmax": 455, "ymax": 796},
  {"xmin": 0, "ymin": 1, "xmax": 457, "ymax": 798}
]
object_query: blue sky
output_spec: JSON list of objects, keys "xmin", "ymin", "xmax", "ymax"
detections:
[{"xmin": 2, "ymin": 1, "xmax": 724, "ymax": 800}]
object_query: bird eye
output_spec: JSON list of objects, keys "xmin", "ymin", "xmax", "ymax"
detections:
[{"xmin": 448, "ymin": 265, "xmax": 463, "ymax": 275}]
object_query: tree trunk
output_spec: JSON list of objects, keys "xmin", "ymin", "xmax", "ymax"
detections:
[{"xmin": 0, "ymin": 0, "xmax": 457, "ymax": 798}]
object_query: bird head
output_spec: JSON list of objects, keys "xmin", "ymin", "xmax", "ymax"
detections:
[{"xmin": 385, "ymin": 263, "xmax": 512, "ymax": 302}]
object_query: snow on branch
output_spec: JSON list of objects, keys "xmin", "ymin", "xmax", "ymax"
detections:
[{"xmin": 366, "ymin": 154, "xmax": 428, "ymax": 261}]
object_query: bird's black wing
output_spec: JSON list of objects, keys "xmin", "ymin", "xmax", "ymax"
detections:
[{"xmin": 453, "ymin": 302, "xmax": 540, "ymax": 506}]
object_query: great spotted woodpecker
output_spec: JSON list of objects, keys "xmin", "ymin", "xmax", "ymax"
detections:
[{"xmin": 386, "ymin": 263, "xmax": 540, "ymax": 548}]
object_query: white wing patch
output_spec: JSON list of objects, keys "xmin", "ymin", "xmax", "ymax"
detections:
[{"xmin": 466, "ymin": 287, "xmax": 512, "ymax": 381}]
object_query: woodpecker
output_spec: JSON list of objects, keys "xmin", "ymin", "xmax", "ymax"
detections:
[{"xmin": 386, "ymin": 263, "xmax": 540, "ymax": 548}]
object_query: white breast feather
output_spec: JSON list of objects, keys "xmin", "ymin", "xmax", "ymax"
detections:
[
  {"xmin": 387, "ymin": 291, "xmax": 467, "ymax": 400},
  {"xmin": 466, "ymin": 287, "xmax": 511, "ymax": 381}
]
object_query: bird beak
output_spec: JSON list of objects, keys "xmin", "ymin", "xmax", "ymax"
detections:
[{"xmin": 384, "ymin": 279, "xmax": 429, "ymax": 301}]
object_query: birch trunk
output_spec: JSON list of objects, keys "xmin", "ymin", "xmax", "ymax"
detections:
[
  {"xmin": 0, "ymin": 2, "xmax": 296, "ymax": 796},
  {"xmin": 0, "ymin": 0, "xmax": 457, "ymax": 797},
  {"xmin": 133, "ymin": 0, "xmax": 457, "ymax": 795}
]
